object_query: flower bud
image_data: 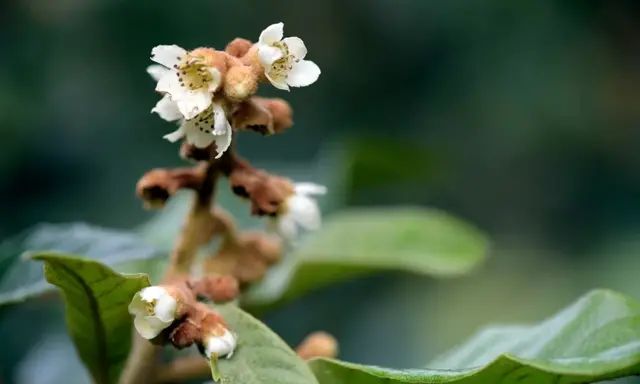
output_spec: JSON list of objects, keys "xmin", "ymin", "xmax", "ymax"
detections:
[
  {"xmin": 296, "ymin": 331, "xmax": 338, "ymax": 360},
  {"xmin": 128, "ymin": 286, "xmax": 178, "ymax": 339},
  {"xmin": 204, "ymin": 327, "xmax": 237, "ymax": 359},
  {"xmin": 225, "ymin": 38, "xmax": 253, "ymax": 58},
  {"xmin": 224, "ymin": 65, "xmax": 258, "ymax": 102}
]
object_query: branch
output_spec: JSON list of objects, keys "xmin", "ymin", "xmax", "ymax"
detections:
[
  {"xmin": 155, "ymin": 356, "xmax": 210, "ymax": 384},
  {"xmin": 120, "ymin": 161, "xmax": 220, "ymax": 384}
]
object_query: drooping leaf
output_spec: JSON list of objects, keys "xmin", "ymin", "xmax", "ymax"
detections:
[
  {"xmin": 213, "ymin": 303, "xmax": 318, "ymax": 384},
  {"xmin": 243, "ymin": 207, "xmax": 489, "ymax": 310},
  {"xmin": 0, "ymin": 223, "xmax": 160, "ymax": 306},
  {"xmin": 310, "ymin": 289, "xmax": 640, "ymax": 384},
  {"xmin": 34, "ymin": 253, "xmax": 150, "ymax": 384}
]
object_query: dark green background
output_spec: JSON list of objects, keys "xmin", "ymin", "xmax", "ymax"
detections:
[{"xmin": 1, "ymin": 1, "xmax": 640, "ymax": 383}]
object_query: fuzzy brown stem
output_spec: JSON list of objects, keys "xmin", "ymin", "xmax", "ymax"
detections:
[
  {"xmin": 155, "ymin": 356, "xmax": 210, "ymax": 384},
  {"xmin": 119, "ymin": 162, "xmax": 219, "ymax": 384}
]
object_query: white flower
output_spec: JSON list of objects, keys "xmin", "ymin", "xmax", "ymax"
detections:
[
  {"xmin": 151, "ymin": 92, "xmax": 232, "ymax": 158},
  {"xmin": 128, "ymin": 286, "xmax": 178, "ymax": 339},
  {"xmin": 273, "ymin": 182, "xmax": 326, "ymax": 241},
  {"xmin": 205, "ymin": 328, "xmax": 237, "ymax": 359},
  {"xmin": 257, "ymin": 22, "xmax": 321, "ymax": 91},
  {"xmin": 150, "ymin": 45, "xmax": 221, "ymax": 119}
]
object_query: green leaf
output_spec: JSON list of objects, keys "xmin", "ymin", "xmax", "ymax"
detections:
[
  {"xmin": 243, "ymin": 207, "xmax": 488, "ymax": 310},
  {"xmin": 0, "ymin": 223, "xmax": 160, "ymax": 306},
  {"xmin": 310, "ymin": 289, "xmax": 640, "ymax": 384},
  {"xmin": 34, "ymin": 253, "xmax": 150, "ymax": 384},
  {"xmin": 213, "ymin": 303, "xmax": 318, "ymax": 384}
]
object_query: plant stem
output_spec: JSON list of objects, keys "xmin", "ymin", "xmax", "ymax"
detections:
[
  {"xmin": 155, "ymin": 356, "xmax": 210, "ymax": 383},
  {"xmin": 119, "ymin": 161, "xmax": 219, "ymax": 384}
]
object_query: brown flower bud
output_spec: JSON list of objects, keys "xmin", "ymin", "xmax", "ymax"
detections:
[
  {"xmin": 228, "ymin": 165, "xmax": 294, "ymax": 216},
  {"xmin": 190, "ymin": 274, "xmax": 240, "ymax": 303},
  {"xmin": 232, "ymin": 97, "xmax": 293, "ymax": 136},
  {"xmin": 168, "ymin": 302, "xmax": 227, "ymax": 349},
  {"xmin": 224, "ymin": 65, "xmax": 258, "ymax": 102},
  {"xmin": 225, "ymin": 38, "xmax": 253, "ymax": 58},
  {"xmin": 255, "ymin": 97, "xmax": 293, "ymax": 134},
  {"xmin": 204, "ymin": 232, "xmax": 282, "ymax": 284},
  {"xmin": 296, "ymin": 331, "xmax": 339, "ymax": 360},
  {"xmin": 136, "ymin": 167, "xmax": 206, "ymax": 208}
]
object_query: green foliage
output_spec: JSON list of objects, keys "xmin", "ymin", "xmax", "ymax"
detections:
[
  {"xmin": 309, "ymin": 289, "xmax": 640, "ymax": 384},
  {"xmin": 34, "ymin": 253, "xmax": 150, "ymax": 384},
  {"xmin": 0, "ymin": 223, "xmax": 159, "ymax": 306},
  {"xmin": 243, "ymin": 207, "xmax": 489, "ymax": 309},
  {"xmin": 214, "ymin": 303, "xmax": 319, "ymax": 384}
]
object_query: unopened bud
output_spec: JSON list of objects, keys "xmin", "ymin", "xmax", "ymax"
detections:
[
  {"xmin": 224, "ymin": 65, "xmax": 258, "ymax": 102},
  {"xmin": 225, "ymin": 38, "xmax": 253, "ymax": 58},
  {"xmin": 296, "ymin": 331, "xmax": 338, "ymax": 360},
  {"xmin": 204, "ymin": 327, "xmax": 237, "ymax": 359}
]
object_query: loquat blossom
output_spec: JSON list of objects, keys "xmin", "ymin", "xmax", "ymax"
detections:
[
  {"xmin": 150, "ymin": 45, "xmax": 221, "ymax": 119},
  {"xmin": 272, "ymin": 182, "xmax": 326, "ymax": 241},
  {"xmin": 159, "ymin": 100, "xmax": 233, "ymax": 157},
  {"xmin": 148, "ymin": 65, "xmax": 232, "ymax": 157},
  {"xmin": 257, "ymin": 22, "xmax": 321, "ymax": 91},
  {"xmin": 204, "ymin": 328, "xmax": 237, "ymax": 359},
  {"xmin": 128, "ymin": 286, "xmax": 178, "ymax": 339}
]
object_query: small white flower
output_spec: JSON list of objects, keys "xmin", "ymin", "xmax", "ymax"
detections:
[
  {"xmin": 151, "ymin": 94, "xmax": 232, "ymax": 158},
  {"xmin": 205, "ymin": 328, "xmax": 237, "ymax": 359},
  {"xmin": 128, "ymin": 286, "xmax": 178, "ymax": 339},
  {"xmin": 257, "ymin": 22, "xmax": 321, "ymax": 91},
  {"xmin": 150, "ymin": 45, "xmax": 221, "ymax": 119},
  {"xmin": 273, "ymin": 182, "xmax": 327, "ymax": 241}
]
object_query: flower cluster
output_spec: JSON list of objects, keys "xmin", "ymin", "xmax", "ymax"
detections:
[
  {"xmin": 148, "ymin": 22, "xmax": 321, "ymax": 159},
  {"xmin": 129, "ymin": 23, "xmax": 329, "ymax": 368}
]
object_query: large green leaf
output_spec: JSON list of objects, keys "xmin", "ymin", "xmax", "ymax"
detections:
[
  {"xmin": 213, "ymin": 303, "xmax": 318, "ymax": 384},
  {"xmin": 34, "ymin": 253, "xmax": 150, "ymax": 384},
  {"xmin": 243, "ymin": 207, "xmax": 489, "ymax": 310},
  {"xmin": 0, "ymin": 223, "xmax": 160, "ymax": 306},
  {"xmin": 310, "ymin": 289, "xmax": 640, "ymax": 384}
]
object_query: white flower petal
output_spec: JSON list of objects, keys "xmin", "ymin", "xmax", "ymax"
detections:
[
  {"xmin": 128, "ymin": 293, "xmax": 147, "ymax": 316},
  {"xmin": 288, "ymin": 195, "xmax": 321, "ymax": 231},
  {"xmin": 151, "ymin": 45, "xmax": 187, "ymax": 68},
  {"xmin": 258, "ymin": 44, "xmax": 283, "ymax": 67},
  {"xmin": 163, "ymin": 127, "xmax": 185, "ymax": 143},
  {"xmin": 276, "ymin": 214, "xmax": 298, "ymax": 241},
  {"xmin": 152, "ymin": 95, "xmax": 182, "ymax": 122},
  {"xmin": 139, "ymin": 286, "xmax": 168, "ymax": 302},
  {"xmin": 295, "ymin": 182, "xmax": 327, "ymax": 196},
  {"xmin": 147, "ymin": 65, "xmax": 169, "ymax": 81},
  {"xmin": 282, "ymin": 37, "xmax": 307, "ymax": 60},
  {"xmin": 265, "ymin": 71, "xmax": 290, "ymax": 91},
  {"xmin": 154, "ymin": 295, "xmax": 177, "ymax": 323},
  {"xmin": 207, "ymin": 68, "xmax": 222, "ymax": 92},
  {"xmin": 213, "ymin": 125, "xmax": 232, "ymax": 159},
  {"xmin": 155, "ymin": 72, "xmax": 182, "ymax": 96},
  {"xmin": 211, "ymin": 104, "xmax": 229, "ymax": 136},
  {"xmin": 182, "ymin": 120, "xmax": 215, "ymax": 148},
  {"xmin": 287, "ymin": 60, "xmax": 321, "ymax": 88},
  {"xmin": 174, "ymin": 90, "xmax": 212, "ymax": 120},
  {"xmin": 134, "ymin": 316, "xmax": 170, "ymax": 340},
  {"xmin": 205, "ymin": 329, "xmax": 237, "ymax": 358},
  {"xmin": 259, "ymin": 22, "xmax": 284, "ymax": 45}
]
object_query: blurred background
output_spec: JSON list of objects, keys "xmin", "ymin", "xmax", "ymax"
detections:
[{"xmin": 1, "ymin": 0, "xmax": 640, "ymax": 383}]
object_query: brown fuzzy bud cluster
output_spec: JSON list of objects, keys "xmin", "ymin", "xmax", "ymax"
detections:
[
  {"xmin": 226, "ymin": 156, "xmax": 294, "ymax": 216},
  {"xmin": 136, "ymin": 166, "xmax": 207, "ymax": 207},
  {"xmin": 232, "ymin": 97, "xmax": 293, "ymax": 135},
  {"xmin": 205, "ymin": 232, "xmax": 282, "ymax": 285},
  {"xmin": 169, "ymin": 302, "xmax": 228, "ymax": 349}
]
